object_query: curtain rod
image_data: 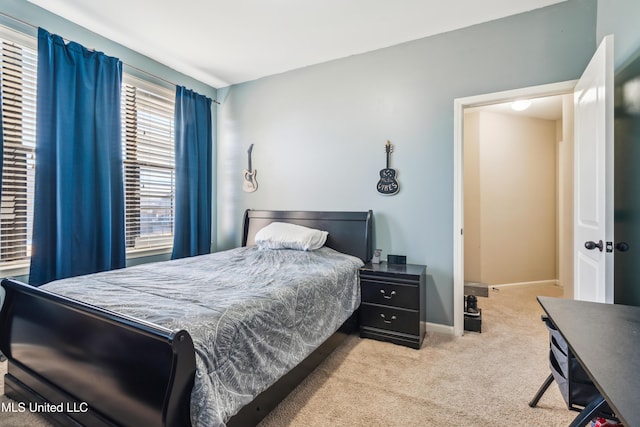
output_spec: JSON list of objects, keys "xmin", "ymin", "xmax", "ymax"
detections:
[{"xmin": 0, "ymin": 11, "xmax": 220, "ymax": 105}]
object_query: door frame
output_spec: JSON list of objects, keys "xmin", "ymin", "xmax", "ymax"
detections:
[{"xmin": 452, "ymin": 80, "xmax": 577, "ymax": 336}]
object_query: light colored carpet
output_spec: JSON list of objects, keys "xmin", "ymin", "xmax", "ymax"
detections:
[
  {"xmin": 258, "ymin": 284, "xmax": 579, "ymax": 427},
  {"xmin": 1, "ymin": 284, "xmax": 580, "ymax": 426}
]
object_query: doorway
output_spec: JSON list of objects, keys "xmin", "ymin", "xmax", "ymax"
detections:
[
  {"xmin": 453, "ymin": 81, "xmax": 577, "ymax": 336},
  {"xmin": 464, "ymin": 95, "xmax": 568, "ymax": 291}
]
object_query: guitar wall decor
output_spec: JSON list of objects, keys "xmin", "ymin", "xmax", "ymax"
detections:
[
  {"xmin": 242, "ymin": 144, "xmax": 258, "ymax": 192},
  {"xmin": 377, "ymin": 140, "xmax": 399, "ymax": 195}
]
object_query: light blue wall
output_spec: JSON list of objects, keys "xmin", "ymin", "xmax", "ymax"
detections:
[
  {"xmin": 602, "ymin": 0, "xmax": 640, "ymax": 307},
  {"xmin": 597, "ymin": 0, "xmax": 640, "ymax": 69},
  {"xmin": 217, "ymin": 0, "xmax": 598, "ymax": 326}
]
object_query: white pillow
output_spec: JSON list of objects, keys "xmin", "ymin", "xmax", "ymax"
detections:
[{"xmin": 254, "ymin": 222, "xmax": 328, "ymax": 251}]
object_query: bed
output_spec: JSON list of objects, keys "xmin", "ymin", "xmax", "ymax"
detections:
[{"xmin": 0, "ymin": 209, "xmax": 373, "ymax": 426}]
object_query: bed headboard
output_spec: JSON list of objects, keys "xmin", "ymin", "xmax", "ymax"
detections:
[{"xmin": 242, "ymin": 210, "xmax": 373, "ymax": 262}]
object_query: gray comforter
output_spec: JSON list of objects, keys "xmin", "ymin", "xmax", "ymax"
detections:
[{"xmin": 42, "ymin": 246, "xmax": 363, "ymax": 426}]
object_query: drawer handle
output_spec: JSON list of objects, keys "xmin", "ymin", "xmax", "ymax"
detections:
[
  {"xmin": 380, "ymin": 289, "xmax": 396, "ymax": 299},
  {"xmin": 380, "ymin": 314, "xmax": 397, "ymax": 324}
]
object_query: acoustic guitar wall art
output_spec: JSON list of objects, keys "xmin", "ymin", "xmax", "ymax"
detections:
[
  {"xmin": 377, "ymin": 140, "xmax": 399, "ymax": 195},
  {"xmin": 242, "ymin": 143, "xmax": 258, "ymax": 192}
]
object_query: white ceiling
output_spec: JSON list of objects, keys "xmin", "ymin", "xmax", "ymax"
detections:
[{"xmin": 26, "ymin": 0, "xmax": 567, "ymax": 89}]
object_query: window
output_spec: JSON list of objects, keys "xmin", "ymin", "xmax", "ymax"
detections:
[
  {"xmin": 0, "ymin": 24, "xmax": 176, "ymax": 273},
  {"xmin": 0, "ymin": 26, "xmax": 37, "ymax": 272},
  {"xmin": 121, "ymin": 75, "xmax": 175, "ymax": 254}
]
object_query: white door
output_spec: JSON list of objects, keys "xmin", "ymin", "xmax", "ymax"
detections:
[{"xmin": 574, "ymin": 35, "xmax": 614, "ymax": 303}]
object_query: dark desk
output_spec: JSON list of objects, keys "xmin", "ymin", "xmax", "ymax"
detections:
[{"xmin": 537, "ymin": 296, "xmax": 640, "ymax": 427}]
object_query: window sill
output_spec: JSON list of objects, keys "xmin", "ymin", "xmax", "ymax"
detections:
[
  {"xmin": 0, "ymin": 247, "xmax": 173, "ymax": 280},
  {"xmin": 0, "ymin": 262, "xmax": 30, "ymax": 279},
  {"xmin": 126, "ymin": 246, "xmax": 173, "ymax": 259}
]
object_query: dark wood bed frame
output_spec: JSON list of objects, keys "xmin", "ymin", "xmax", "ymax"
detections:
[{"xmin": 0, "ymin": 209, "xmax": 372, "ymax": 427}]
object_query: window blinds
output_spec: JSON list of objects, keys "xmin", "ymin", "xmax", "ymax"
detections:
[
  {"xmin": 121, "ymin": 75, "xmax": 175, "ymax": 252},
  {"xmin": 0, "ymin": 28, "xmax": 37, "ymax": 266}
]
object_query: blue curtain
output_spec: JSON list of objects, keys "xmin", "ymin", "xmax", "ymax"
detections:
[
  {"xmin": 171, "ymin": 86, "xmax": 212, "ymax": 259},
  {"xmin": 29, "ymin": 28, "xmax": 126, "ymax": 286}
]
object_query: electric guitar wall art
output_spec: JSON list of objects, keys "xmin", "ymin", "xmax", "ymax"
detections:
[
  {"xmin": 242, "ymin": 143, "xmax": 258, "ymax": 192},
  {"xmin": 377, "ymin": 140, "xmax": 399, "ymax": 195}
]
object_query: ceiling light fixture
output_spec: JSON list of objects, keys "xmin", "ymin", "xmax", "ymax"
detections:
[{"xmin": 512, "ymin": 99, "xmax": 532, "ymax": 111}]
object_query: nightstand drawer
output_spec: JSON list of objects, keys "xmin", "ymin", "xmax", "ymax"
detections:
[
  {"xmin": 361, "ymin": 278, "xmax": 418, "ymax": 310},
  {"xmin": 360, "ymin": 303, "xmax": 419, "ymax": 335}
]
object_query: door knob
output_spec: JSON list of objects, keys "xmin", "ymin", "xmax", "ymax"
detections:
[
  {"xmin": 585, "ymin": 240, "xmax": 603, "ymax": 251},
  {"xmin": 615, "ymin": 242, "xmax": 630, "ymax": 252}
]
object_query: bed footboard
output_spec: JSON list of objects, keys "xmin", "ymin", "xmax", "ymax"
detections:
[{"xmin": 0, "ymin": 278, "xmax": 196, "ymax": 427}]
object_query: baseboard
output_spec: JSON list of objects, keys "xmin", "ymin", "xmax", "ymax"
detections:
[
  {"xmin": 426, "ymin": 321, "xmax": 455, "ymax": 336},
  {"xmin": 428, "ymin": 281, "xmax": 561, "ymax": 337},
  {"xmin": 490, "ymin": 279, "xmax": 559, "ymax": 289}
]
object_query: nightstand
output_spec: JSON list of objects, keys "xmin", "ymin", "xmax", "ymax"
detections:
[{"xmin": 359, "ymin": 262, "xmax": 426, "ymax": 349}]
